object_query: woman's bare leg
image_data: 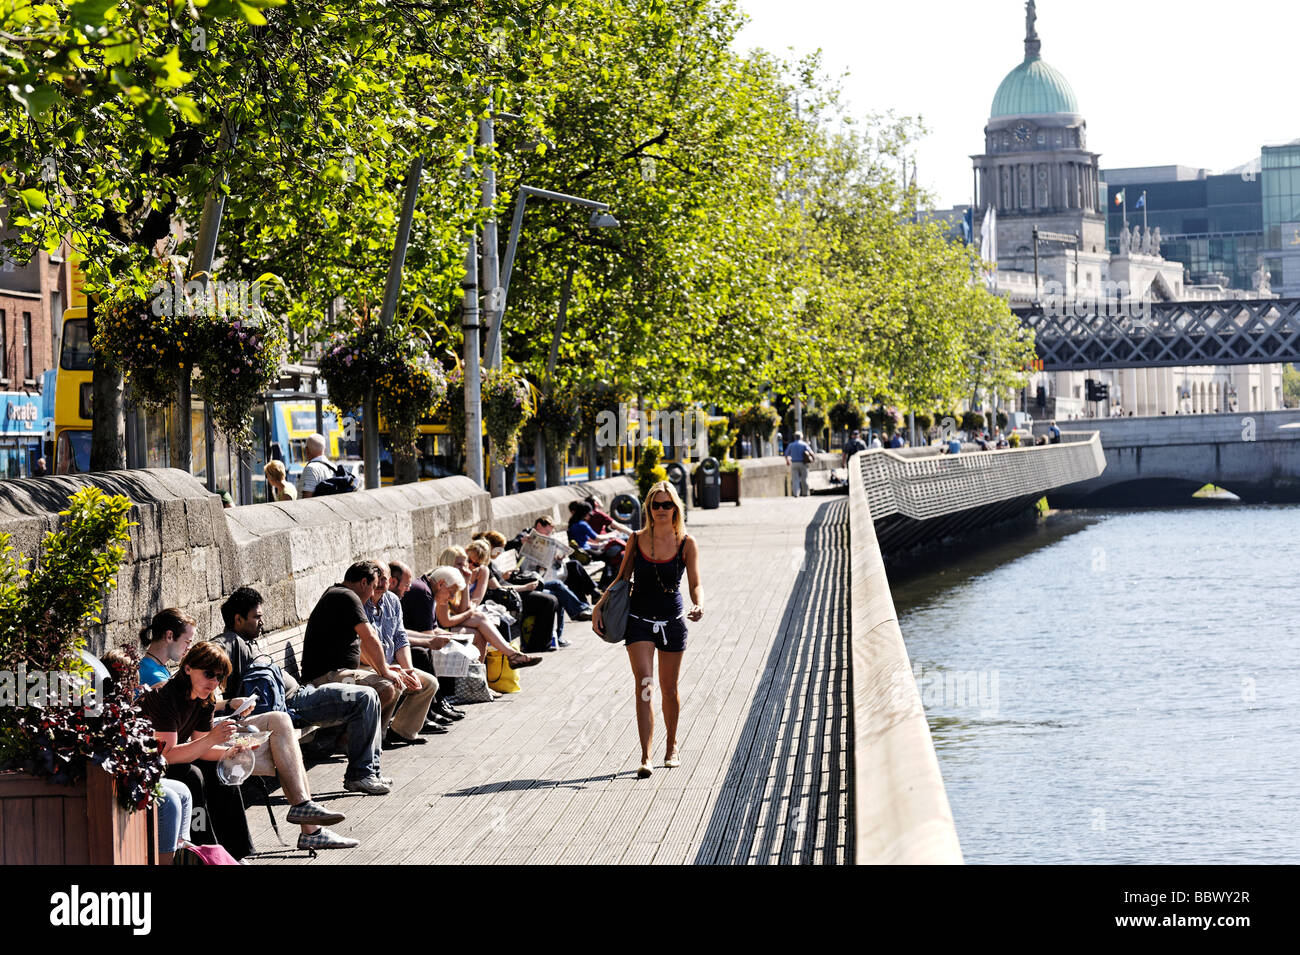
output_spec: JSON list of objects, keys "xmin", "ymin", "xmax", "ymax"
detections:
[
  {"xmin": 626, "ymin": 641, "xmax": 656, "ymax": 765},
  {"xmin": 658, "ymin": 650, "xmax": 683, "ymax": 763}
]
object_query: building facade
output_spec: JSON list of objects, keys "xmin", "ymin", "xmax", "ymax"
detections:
[{"xmin": 969, "ymin": 2, "xmax": 1289, "ymax": 420}]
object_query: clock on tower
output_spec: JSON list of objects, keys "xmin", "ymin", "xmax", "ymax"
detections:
[{"xmin": 1014, "ymin": 122, "xmax": 1033, "ymax": 145}]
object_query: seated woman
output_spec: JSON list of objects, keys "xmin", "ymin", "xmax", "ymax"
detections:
[
  {"xmin": 568, "ymin": 501, "xmax": 625, "ymax": 587},
  {"xmin": 138, "ymin": 608, "xmax": 195, "ymax": 687},
  {"xmin": 470, "ymin": 534, "xmax": 590, "ymax": 635},
  {"xmin": 138, "ymin": 641, "xmax": 355, "ymax": 857},
  {"xmin": 428, "ymin": 566, "xmax": 541, "ymax": 669}
]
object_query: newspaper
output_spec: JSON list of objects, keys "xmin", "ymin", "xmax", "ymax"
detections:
[
  {"xmin": 428, "ymin": 638, "xmax": 479, "ymax": 678},
  {"xmin": 517, "ymin": 529, "xmax": 571, "ymax": 582}
]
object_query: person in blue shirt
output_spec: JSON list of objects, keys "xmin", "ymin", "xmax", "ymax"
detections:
[
  {"xmin": 946, "ymin": 436, "xmax": 962, "ymax": 455},
  {"xmin": 1048, "ymin": 420, "xmax": 1061, "ymax": 444},
  {"xmin": 139, "ymin": 608, "xmax": 197, "ymax": 687},
  {"xmin": 568, "ymin": 501, "xmax": 626, "ymax": 587},
  {"xmin": 783, "ymin": 430, "xmax": 813, "ymax": 497}
]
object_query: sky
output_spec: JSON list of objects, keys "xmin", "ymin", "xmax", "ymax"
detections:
[{"xmin": 734, "ymin": 0, "xmax": 1300, "ymax": 209}]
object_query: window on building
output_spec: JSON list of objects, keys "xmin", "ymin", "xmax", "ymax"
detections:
[{"xmin": 22, "ymin": 311, "xmax": 32, "ymax": 380}]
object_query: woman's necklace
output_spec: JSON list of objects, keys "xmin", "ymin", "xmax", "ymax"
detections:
[{"xmin": 646, "ymin": 531, "xmax": 681, "ymax": 594}]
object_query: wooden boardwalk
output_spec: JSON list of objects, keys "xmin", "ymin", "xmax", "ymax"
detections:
[{"xmin": 246, "ymin": 497, "xmax": 853, "ymax": 865}]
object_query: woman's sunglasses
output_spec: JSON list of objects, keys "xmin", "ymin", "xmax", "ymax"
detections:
[
  {"xmin": 198, "ymin": 668, "xmax": 223, "ymax": 680},
  {"xmin": 651, "ymin": 500, "xmax": 675, "ymax": 511}
]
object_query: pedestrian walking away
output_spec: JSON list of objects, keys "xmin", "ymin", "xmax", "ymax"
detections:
[
  {"xmin": 784, "ymin": 430, "xmax": 814, "ymax": 497},
  {"xmin": 592, "ymin": 480, "xmax": 703, "ymax": 779}
]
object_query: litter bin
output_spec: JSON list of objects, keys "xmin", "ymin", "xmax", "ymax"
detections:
[
  {"xmin": 664, "ymin": 461, "xmax": 689, "ymax": 520},
  {"xmin": 610, "ymin": 492, "xmax": 641, "ymax": 531},
  {"xmin": 697, "ymin": 456, "xmax": 721, "ymax": 509}
]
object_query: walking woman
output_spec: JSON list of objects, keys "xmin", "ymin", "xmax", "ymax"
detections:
[{"xmin": 592, "ymin": 480, "xmax": 703, "ymax": 778}]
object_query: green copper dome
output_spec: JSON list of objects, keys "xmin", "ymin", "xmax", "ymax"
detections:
[{"xmin": 990, "ymin": 56, "xmax": 1079, "ymax": 117}]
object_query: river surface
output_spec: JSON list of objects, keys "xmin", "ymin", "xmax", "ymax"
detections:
[{"xmin": 891, "ymin": 503, "xmax": 1300, "ymax": 864}]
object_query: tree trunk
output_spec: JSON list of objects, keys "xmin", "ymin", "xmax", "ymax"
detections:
[
  {"xmin": 90, "ymin": 366, "xmax": 126, "ymax": 471},
  {"xmin": 394, "ymin": 441, "xmax": 418, "ymax": 484}
]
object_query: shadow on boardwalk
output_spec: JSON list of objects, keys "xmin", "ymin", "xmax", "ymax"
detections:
[{"xmin": 694, "ymin": 498, "xmax": 853, "ymax": 864}]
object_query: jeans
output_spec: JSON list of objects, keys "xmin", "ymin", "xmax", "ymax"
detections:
[
  {"xmin": 288, "ymin": 681, "xmax": 382, "ymax": 782},
  {"xmin": 542, "ymin": 580, "xmax": 590, "ymax": 619},
  {"xmin": 157, "ymin": 778, "xmax": 192, "ymax": 852}
]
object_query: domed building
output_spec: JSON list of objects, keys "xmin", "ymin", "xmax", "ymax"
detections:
[
  {"xmin": 971, "ymin": 0, "xmax": 1110, "ymax": 291},
  {"xmin": 967, "ymin": 2, "xmax": 1287, "ymax": 419}
]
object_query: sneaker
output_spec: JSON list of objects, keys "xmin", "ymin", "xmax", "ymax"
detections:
[
  {"xmin": 343, "ymin": 775, "xmax": 391, "ymax": 795},
  {"xmin": 557, "ymin": 636, "xmax": 571, "ymax": 647},
  {"xmin": 574, "ymin": 606, "xmax": 593, "ymax": 621},
  {"xmin": 285, "ymin": 800, "xmax": 346, "ymax": 826},
  {"xmin": 297, "ymin": 827, "xmax": 359, "ymax": 850}
]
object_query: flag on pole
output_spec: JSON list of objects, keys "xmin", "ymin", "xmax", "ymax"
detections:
[
  {"xmin": 979, "ymin": 206, "xmax": 997, "ymax": 290},
  {"xmin": 961, "ymin": 207, "xmax": 973, "ymax": 245},
  {"xmin": 1135, "ymin": 191, "xmax": 1146, "ymax": 210},
  {"xmin": 1113, "ymin": 190, "xmax": 1125, "ymax": 206}
]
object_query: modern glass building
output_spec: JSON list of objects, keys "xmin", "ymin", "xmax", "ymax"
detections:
[
  {"xmin": 1261, "ymin": 142, "xmax": 1300, "ymax": 294},
  {"xmin": 1102, "ymin": 166, "xmax": 1263, "ymax": 290}
]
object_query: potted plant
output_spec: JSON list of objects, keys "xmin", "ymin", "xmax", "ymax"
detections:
[
  {"xmin": 0, "ymin": 487, "xmax": 164, "ymax": 865},
  {"xmin": 718, "ymin": 455, "xmax": 742, "ymax": 505}
]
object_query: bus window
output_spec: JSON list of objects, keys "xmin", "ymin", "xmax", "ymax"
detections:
[
  {"xmin": 59, "ymin": 318, "xmax": 93, "ymax": 371},
  {"xmin": 55, "ymin": 431, "xmax": 91, "ymax": 473}
]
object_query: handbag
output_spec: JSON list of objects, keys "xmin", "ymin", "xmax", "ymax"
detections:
[
  {"xmin": 484, "ymin": 649, "xmax": 521, "ymax": 693},
  {"xmin": 597, "ymin": 579, "xmax": 631, "ymax": 644},
  {"xmin": 452, "ymin": 661, "xmax": 496, "ymax": 704},
  {"xmin": 174, "ymin": 843, "xmax": 241, "ymax": 865}
]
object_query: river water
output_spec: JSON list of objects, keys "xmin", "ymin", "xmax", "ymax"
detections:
[{"xmin": 891, "ymin": 503, "xmax": 1300, "ymax": 864}]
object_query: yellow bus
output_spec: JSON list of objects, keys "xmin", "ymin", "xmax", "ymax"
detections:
[{"xmin": 52, "ymin": 262, "xmax": 94, "ymax": 474}]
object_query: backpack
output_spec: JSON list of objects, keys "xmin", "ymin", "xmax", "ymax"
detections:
[
  {"xmin": 242, "ymin": 655, "xmax": 306, "ymax": 727},
  {"xmin": 802, "ymin": 445, "xmax": 815, "ymax": 464},
  {"xmin": 310, "ymin": 463, "xmax": 357, "ymax": 496},
  {"xmin": 519, "ymin": 590, "xmax": 560, "ymax": 653}
]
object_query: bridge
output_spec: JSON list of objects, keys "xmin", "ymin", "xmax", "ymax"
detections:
[
  {"xmin": 1014, "ymin": 297, "xmax": 1300, "ymax": 371},
  {"xmin": 1034, "ymin": 409, "xmax": 1300, "ymax": 506}
]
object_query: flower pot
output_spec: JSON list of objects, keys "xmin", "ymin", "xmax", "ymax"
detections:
[
  {"xmin": 0, "ymin": 766, "xmax": 154, "ymax": 865},
  {"xmin": 720, "ymin": 470, "xmax": 741, "ymax": 505}
]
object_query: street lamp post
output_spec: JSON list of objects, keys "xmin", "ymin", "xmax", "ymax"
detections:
[{"xmin": 479, "ymin": 185, "xmax": 618, "ymax": 494}]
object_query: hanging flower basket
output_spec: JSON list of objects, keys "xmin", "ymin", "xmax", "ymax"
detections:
[
  {"xmin": 482, "ymin": 370, "xmax": 533, "ymax": 467},
  {"xmin": 319, "ymin": 323, "xmax": 447, "ymax": 447},
  {"xmin": 193, "ymin": 314, "xmax": 287, "ymax": 449},
  {"xmin": 92, "ymin": 267, "xmax": 195, "ymax": 412}
]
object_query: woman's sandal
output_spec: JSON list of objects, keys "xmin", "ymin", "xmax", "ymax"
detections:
[
  {"xmin": 664, "ymin": 751, "xmax": 681, "ymax": 769},
  {"xmin": 636, "ymin": 761, "xmax": 654, "ymax": 779}
]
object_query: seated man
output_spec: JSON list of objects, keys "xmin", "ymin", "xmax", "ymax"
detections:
[
  {"xmin": 393, "ymin": 560, "xmax": 466, "ymax": 723},
  {"xmin": 300, "ymin": 560, "xmax": 408, "ymax": 717},
  {"xmin": 583, "ymin": 494, "xmax": 632, "ymax": 538},
  {"xmin": 529, "ymin": 515, "xmax": 601, "ymax": 602},
  {"xmin": 365, "ymin": 560, "xmax": 440, "ymax": 748},
  {"xmin": 215, "ymin": 585, "xmax": 392, "ymax": 799}
]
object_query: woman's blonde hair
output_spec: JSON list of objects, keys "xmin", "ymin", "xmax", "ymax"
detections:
[
  {"xmin": 465, "ymin": 539, "xmax": 491, "ymax": 564},
  {"xmin": 438, "ymin": 545, "xmax": 467, "ymax": 566},
  {"xmin": 263, "ymin": 459, "xmax": 287, "ymax": 483},
  {"xmin": 642, "ymin": 480, "xmax": 685, "ymax": 540},
  {"xmin": 428, "ymin": 566, "xmax": 466, "ymax": 594}
]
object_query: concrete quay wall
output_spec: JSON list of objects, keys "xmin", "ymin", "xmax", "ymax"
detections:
[
  {"xmin": 846, "ymin": 457, "xmax": 964, "ymax": 864},
  {"xmin": 0, "ymin": 470, "xmax": 635, "ymax": 655}
]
